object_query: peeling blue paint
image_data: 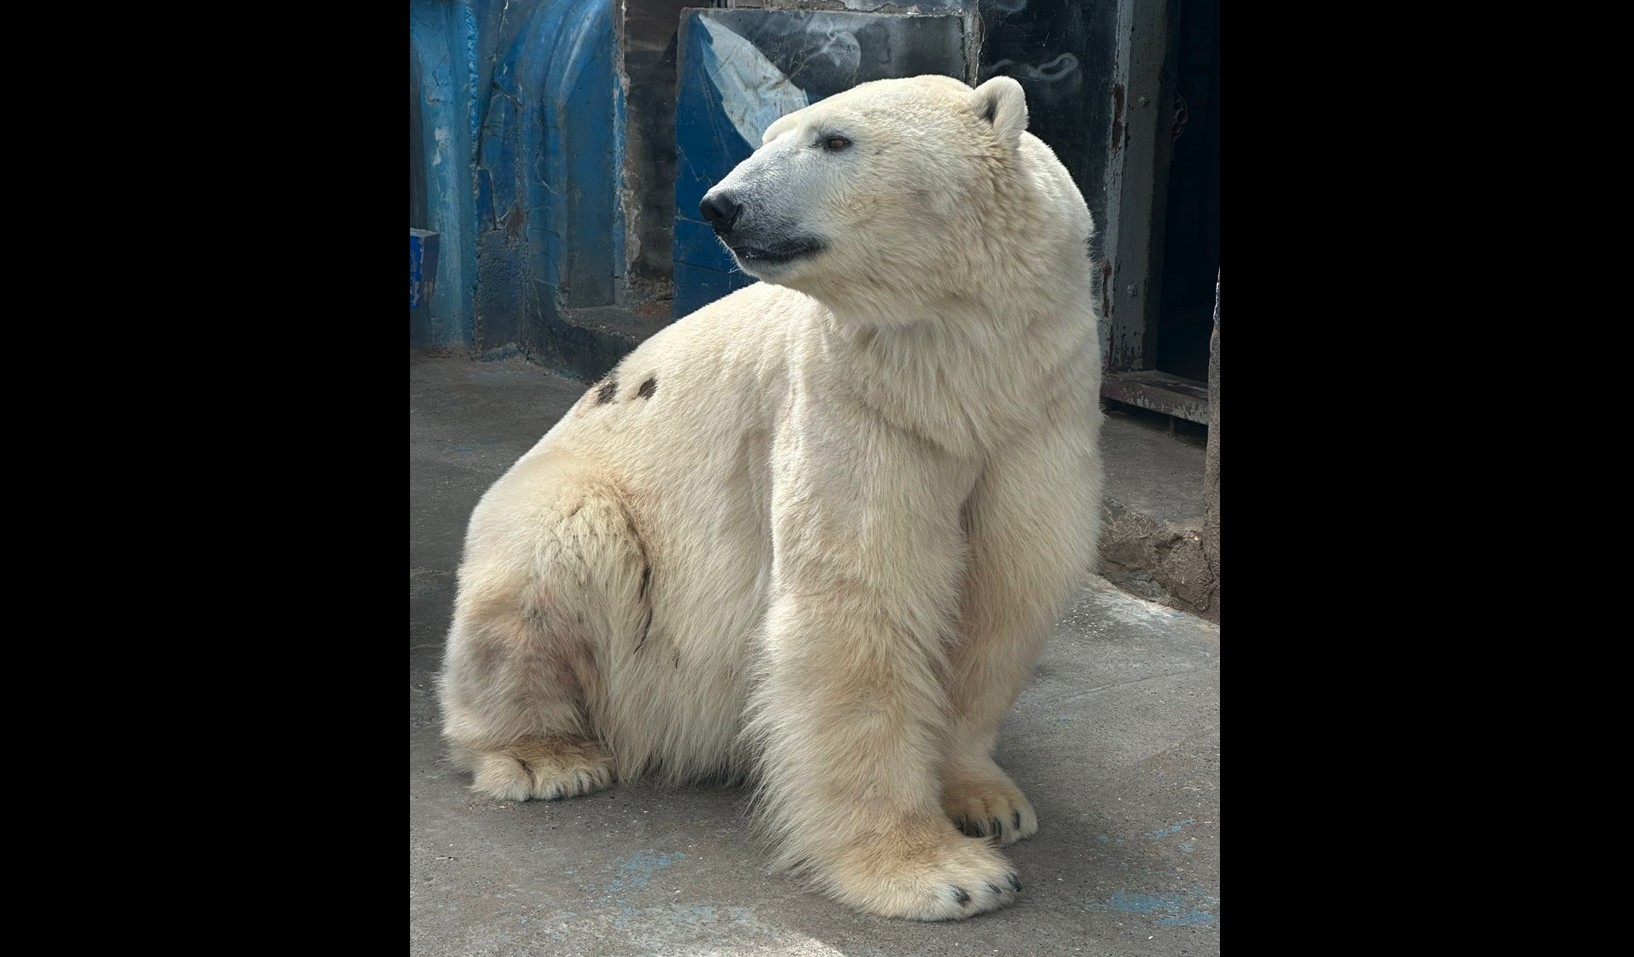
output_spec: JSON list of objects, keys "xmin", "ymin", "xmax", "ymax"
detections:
[
  {"xmin": 461, "ymin": 0, "xmax": 479, "ymax": 144},
  {"xmin": 428, "ymin": 62, "xmax": 451, "ymax": 104}
]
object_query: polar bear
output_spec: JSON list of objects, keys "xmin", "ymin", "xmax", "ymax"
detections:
[{"xmin": 439, "ymin": 74, "xmax": 1104, "ymax": 921}]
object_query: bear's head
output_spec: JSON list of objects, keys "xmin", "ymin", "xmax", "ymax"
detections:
[{"xmin": 698, "ymin": 74, "xmax": 1066, "ymax": 323}]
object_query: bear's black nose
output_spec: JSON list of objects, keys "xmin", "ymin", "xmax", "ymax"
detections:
[{"xmin": 699, "ymin": 192, "xmax": 742, "ymax": 235}]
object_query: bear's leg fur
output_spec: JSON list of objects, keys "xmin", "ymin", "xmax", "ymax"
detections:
[
  {"xmin": 748, "ymin": 415, "xmax": 1020, "ymax": 920},
  {"xmin": 941, "ymin": 427, "xmax": 1102, "ymax": 846},
  {"xmin": 439, "ymin": 452, "xmax": 648, "ymax": 802}
]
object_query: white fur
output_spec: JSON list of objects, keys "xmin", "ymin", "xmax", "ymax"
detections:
[{"xmin": 439, "ymin": 75, "xmax": 1104, "ymax": 921}]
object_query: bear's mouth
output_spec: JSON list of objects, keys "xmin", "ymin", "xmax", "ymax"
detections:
[{"xmin": 728, "ymin": 238, "xmax": 824, "ymax": 267}]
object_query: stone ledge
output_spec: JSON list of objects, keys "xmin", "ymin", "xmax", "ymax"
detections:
[{"xmin": 1098, "ymin": 500, "xmax": 1219, "ymax": 622}]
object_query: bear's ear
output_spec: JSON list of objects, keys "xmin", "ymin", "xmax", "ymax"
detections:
[
  {"xmin": 762, "ymin": 114, "xmax": 796, "ymax": 146},
  {"xmin": 970, "ymin": 76, "xmax": 1028, "ymax": 150}
]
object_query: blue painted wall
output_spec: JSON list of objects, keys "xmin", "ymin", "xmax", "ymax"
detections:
[
  {"xmin": 410, "ymin": 0, "xmax": 622, "ymax": 355},
  {"xmin": 410, "ymin": 1, "xmax": 1119, "ymax": 360},
  {"xmin": 409, "ymin": 0, "xmax": 479, "ymax": 350}
]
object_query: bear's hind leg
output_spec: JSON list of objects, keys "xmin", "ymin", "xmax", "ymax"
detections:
[
  {"xmin": 439, "ymin": 455, "xmax": 649, "ymax": 802},
  {"xmin": 440, "ymin": 590, "xmax": 619, "ymax": 802}
]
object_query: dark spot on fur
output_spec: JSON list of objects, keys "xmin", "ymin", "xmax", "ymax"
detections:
[
  {"xmin": 637, "ymin": 376, "xmax": 657, "ymax": 399},
  {"xmin": 596, "ymin": 377, "xmax": 617, "ymax": 405},
  {"xmin": 639, "ymin": 564, "xmax": 651, "ymax": 601}
]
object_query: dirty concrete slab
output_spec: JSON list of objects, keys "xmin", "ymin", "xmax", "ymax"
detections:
[
  {"xmin": 1099, "ymin": 409, "xmax": 1207, "ymax": 531},
  {"xmin": 410, "ymin": 354, "xmax": 1221, "ymax": 955}
]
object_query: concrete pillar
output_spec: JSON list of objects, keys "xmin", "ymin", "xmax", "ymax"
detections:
[{"xmin": 1202, "ymin": 272, "xmax": 1220, "ymax": 620}]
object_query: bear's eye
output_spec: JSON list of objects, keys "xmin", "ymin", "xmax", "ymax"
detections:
[{"xmin": 820, "ymin": 135, "xmax": 852, "ymax": 152}]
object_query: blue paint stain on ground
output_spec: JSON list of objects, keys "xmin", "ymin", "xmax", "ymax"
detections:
[
  {"xmin": 600, "ymin": 851, "xmax": 687, "ymax": 928},
  {"xmin": 1150, "ymin": 818, "xmax": 1195, "ymax": 840},
  {"xmin": 1103, "ymin": 887, "xmax": 1219, "ymax": 928},
  {"xmin": 609, "ymin": 851, "xmax": 685, "ymax": 896}
]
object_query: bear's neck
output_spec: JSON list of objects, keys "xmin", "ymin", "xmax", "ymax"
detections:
[{"xmin": 811, "ymin": 289, "xmax": 1098, "ymax": 460}]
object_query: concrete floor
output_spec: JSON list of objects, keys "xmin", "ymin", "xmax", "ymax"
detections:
[{"xmin": 410, "ymin": 353, "xmax": 1221, "ymax": 956}]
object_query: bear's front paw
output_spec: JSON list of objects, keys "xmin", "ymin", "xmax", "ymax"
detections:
[
  {"xmin": 467, "ymin": 737, "xmax": 615, "ymax": 802},
  {"xmin": 816, "ymin": 820, "xmax": 1021, "ymax": 920},
  {"xmin": 942, "ymin": 757, "xmax": 1038, "ymax": 847}
]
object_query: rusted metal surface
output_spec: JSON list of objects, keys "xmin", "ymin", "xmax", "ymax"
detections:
[
  {"xmin": 1102, "ymin": 369, "xmax": 1209, "ymax": 424},
  {"xmin": 1101, "ymin": 0, "xmax": 1173, "ymax": 374}
]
